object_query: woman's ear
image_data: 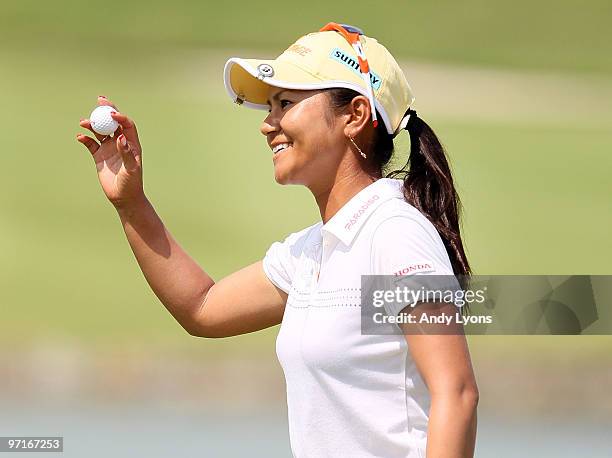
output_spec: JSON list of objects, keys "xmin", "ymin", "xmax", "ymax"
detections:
[{"xmin": 343, "ymin": 95, "xmax": 372, "ymax": 138}]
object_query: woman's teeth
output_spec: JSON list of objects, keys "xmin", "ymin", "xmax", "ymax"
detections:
[{"xmin": 272, "ymin": 143, "xmax": 291, "ymax": 154}]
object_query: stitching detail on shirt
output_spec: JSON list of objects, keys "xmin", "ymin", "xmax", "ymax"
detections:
[
  {"xmin": 287, "ymin": 301, "xmax": 362, "ymax": 308},
  {"xmin": 287, "ymin": 287, "xmax": 363, "ymax": 308},
  {"xmin": 313, "ymin": 287, "xmax": 361, "ymax": 294},
  {"xmin": 310, "ymin": 302, "xmax": 361, "ymax": 308},
  {"xmin": 289, "ymin": 293, "xmax": 362, "ymax": 302},
  {"xmin": 290, "ymin": 294, "xmax": 362, "ymax": 301},
  {"xmin": 290, "ymin": 287, "xmax": 360, "ymax": 295}
]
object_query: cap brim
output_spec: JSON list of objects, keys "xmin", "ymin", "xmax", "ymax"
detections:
[
  {"xmin": 224, "ymin": 58, "xmax": 322, "ymax": 109},
  {"xmin": 223, "ymin": 57, "xmax": 396, "ymax": 135}
]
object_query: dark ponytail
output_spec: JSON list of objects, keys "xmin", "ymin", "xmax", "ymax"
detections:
[
  {"xmin": 327, "ymin": 88, "xmax": 471, "ymax": 286},
  {"xmin": 389, "ymin": 111, "xmax": 471, "ymax": 283}
]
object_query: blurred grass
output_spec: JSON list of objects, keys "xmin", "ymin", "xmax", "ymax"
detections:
[
  {"xmin": 1, "ymin": 0, "xmax": 611, "ymax": 76},
  {"xmin": 0, "ymin": 2, "xmax": 611, "ymax": 356}
]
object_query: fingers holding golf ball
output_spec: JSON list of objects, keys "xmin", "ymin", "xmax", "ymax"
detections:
[
  {"xmin": 77, "ymin": 97, "xmax": 140, "ymax": 163},
  {"xmin": 78, "ymin": 97, "xmax": 141, "ymax": 158},
  {"xmin": 107, "ymin": 110, "xmax": 141, "ymax": 157},
  {"xmin": 76, "ymin": 97, "xmax": 145, "ymax": 206},
  {"xmin": 96, "ymin": 96, "xmax": 142, "ymax": 155},
  {"xmin": 78, "ymin": 119, "xmax": 115, "ymax": 144},
  {"xmin": 79, "ymin": 96, "xmax": 120, "ymax": 139},
  {"xmin": 90, "ymin": 105, "xmax": 119, "ymax": 136}
]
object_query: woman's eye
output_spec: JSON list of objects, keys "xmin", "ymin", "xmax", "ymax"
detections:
[{"xmin": 266, "ymin": 100, "xmax": 291, "ymax": 112}]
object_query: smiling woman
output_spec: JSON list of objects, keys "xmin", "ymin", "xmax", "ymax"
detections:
[
  {"xmin": 262, "ymin": 88, "xmax": 339, "ymax": 185},
  {"xmin": 77, "ymin": 21, "xmax": 478, "ymax": 458}
]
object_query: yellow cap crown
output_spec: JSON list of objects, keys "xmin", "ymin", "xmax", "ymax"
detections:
[{"xmin": 224, "ymin": 27, "xmax": 415, "ymax": 136}]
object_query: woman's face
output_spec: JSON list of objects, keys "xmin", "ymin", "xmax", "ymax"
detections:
[{"xmin": 260, "ymin": 87, "xmax": 345, "ymax": 187}]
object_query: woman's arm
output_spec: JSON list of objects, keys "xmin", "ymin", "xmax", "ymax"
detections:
[
  {"xmin": 77, "ymin": 96, "xmax": 287, "ymax": 337},
  {"xmin": 117, "ymin": 198, "xmax": 286, "ymax": 337},
  {"xmin": 400, "ymin": 302, "xmax": 479, "ymax": 458}
]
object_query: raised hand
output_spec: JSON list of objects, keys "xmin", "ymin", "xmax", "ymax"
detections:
[{"xmin": 77, "ymin": 96, "xmax": 145, "ymax": 209}]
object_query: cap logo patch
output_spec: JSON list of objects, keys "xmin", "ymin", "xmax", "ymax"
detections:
[
  {"xmin": 330, "ymin": 48, "xmax": 382, "ymax": 90},
  {"xmin": 257, "ymin": 64, "xmax": 275, "ymax": 80},
  {"xmin": 287, "ymin": 44, "xmax": 312, "ymax": 56}
]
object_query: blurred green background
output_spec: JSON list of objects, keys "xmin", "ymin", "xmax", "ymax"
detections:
[
  {"xmin": 1, "ymin": 2, "xmax": 611, "ymax": 454},
  {"xmin": 1, "ymin": 0, "xmax": 610, "ymax": 346}
]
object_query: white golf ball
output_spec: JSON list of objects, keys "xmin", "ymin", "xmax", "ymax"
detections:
[{"xmin": 89, "ymin": 105, "xmax": 119, "ymax": 136}]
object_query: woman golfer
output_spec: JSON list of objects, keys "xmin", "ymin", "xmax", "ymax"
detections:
[{"xmin": 77, "ymin": 22, "xmax": 478, "ymax": 458}]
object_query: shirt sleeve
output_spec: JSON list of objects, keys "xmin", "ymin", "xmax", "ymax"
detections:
[
  {"xmin": 371, "ymin": 215, "xmax": 453, "ymax": 275},
  {"xmin": 262, "ymin": 225, "xmax": 315, "ymax": 294},
  {"xmin": 370, "ymin": 215, "xmax": 458, "ymax": 316}
]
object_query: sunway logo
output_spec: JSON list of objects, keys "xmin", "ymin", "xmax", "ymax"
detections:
[
  {"xmin": 393, "ymin": 263, "xmax": 435, "ymax": 276},
  {"xmin": 329, "ymin": 48, "xmax": 382, "ymax": 90},
  {"xmin": 344, "ymin": 195, "xmax": 380, "ymax": 231}
]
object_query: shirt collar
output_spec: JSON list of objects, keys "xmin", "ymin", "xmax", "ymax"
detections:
[{"xmin": 321, "ymin": 178, "xmax": 405, "ymax": 247}]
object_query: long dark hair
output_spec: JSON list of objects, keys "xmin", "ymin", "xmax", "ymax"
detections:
[{"xmin": 328, "ymin": 88, "xmax": 471, "ymax": 284}]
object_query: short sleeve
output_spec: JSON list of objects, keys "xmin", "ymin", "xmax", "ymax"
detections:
[
  {"xmin": 370, "ymin": 215, "xmax": 458, "ymax": 316},
  {"xmin": 262, "ymin": 224, "xmax": 318, "ymax": 294},
  {"xmin": 370, "ymin": 215, "xmax": 454, "ymax": 276}
]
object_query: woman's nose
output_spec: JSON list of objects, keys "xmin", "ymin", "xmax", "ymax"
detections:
[{"xmin": 260, "ymin": 112, "xmax": 279, "ymax": 136}]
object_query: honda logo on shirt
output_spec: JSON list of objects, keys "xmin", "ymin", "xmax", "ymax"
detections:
[{"xmin": 393, "ymin": 263, "xmax": 435, "ymax": 276}]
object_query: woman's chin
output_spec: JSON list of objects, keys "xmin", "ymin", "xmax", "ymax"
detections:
[
  {"xmin": 273, "ymin": 166, "xmax": 289, "ymax": 184},
  {"xmin": 273, "ymin": 171, "xmax": 293, "ymax": 185},
  {"xmin": 273, "ymin": 156, "xmax": 311, "ymax": 185},
  {"xmin": 273, "ymin": 162, "xmax": 296, "ymax": 185}
]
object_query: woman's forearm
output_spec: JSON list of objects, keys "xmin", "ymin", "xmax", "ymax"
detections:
[
  {"xmin": 426, "ymin": 391, "xmax": 478, "ymax": 458},
  {"xmin": 116, "ymin": 196, "xmax": 215, "ymax": 332}
]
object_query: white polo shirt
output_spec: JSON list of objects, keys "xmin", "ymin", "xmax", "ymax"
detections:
[{"xmin": 263, "ymin": 178, "xmax": 454, "ymax": 458}]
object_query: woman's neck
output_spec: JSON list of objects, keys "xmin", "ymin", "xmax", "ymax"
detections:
[{"xmin": 312, "ymin": 170, "xmax": 379, "ymax": 224}]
